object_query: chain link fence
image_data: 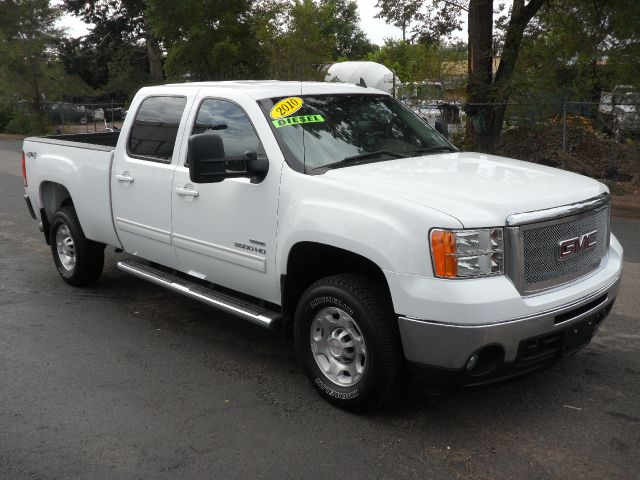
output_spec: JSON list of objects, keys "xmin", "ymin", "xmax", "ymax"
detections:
[
  {"xmin": 44, "ymin": 101, "xmax": 128, "ymax": 134},
  {"xmin": 412, "ymin": 101, "xmax": 640, "ymax": 150},
  {"xmin": 411, "ymin": 100, "xmax": 640, "ymax": 187}
]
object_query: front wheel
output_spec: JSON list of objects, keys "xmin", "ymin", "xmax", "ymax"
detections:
[
  {"xmin": 294, "ymin": 274, "xmax": 405, "ymax": 412},
  {"xmin": 50, "ymin": 206, "xmax": 105, "ymax": 286}
]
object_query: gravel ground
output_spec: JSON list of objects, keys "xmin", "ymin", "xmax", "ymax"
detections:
[{"xmin": 1, "ymin": 139, "xmax": 639, "ymax": 479}]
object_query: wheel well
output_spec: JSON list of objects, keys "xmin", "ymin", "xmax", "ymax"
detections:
[
  {"xmin": 281, "ymin": 242, "xmax": 391, "ymax": 337},
  {"xmin": 39, "ymin": 182, "xmax": 73, "ymax": 244}
]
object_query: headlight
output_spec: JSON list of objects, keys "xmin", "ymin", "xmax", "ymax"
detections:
[{"xmin": 430, "ymin": 228, "xmax": 504, "ymax": 278}]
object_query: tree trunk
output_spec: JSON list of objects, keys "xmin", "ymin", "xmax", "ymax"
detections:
[
  {"xmin": 465, "ymin": 0, "xmax": 546, "ymax": 151},
  {"xmin": 143, "ymin": 16, "xmax": 164, "ymax": 84},
  {"xmin": 465, "ymin": 0, "xmax": 493, "ymax": 151},
  {"xmin": 482, "ymin": 0, "xmax": 544, "ymax": 148}
]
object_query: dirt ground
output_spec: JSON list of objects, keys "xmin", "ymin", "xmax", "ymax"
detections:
[{"xmin": 493, "ymin": 117, "xmax": 640, "ymax": 192}]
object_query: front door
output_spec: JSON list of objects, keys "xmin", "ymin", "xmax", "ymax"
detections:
[
  {"xmin": 171, "ymin": 97, "xmax": 281, "ymax": 303},
  {"xmin": 112, "ymin": 93, "xmax": 193, "ymax": 269}
]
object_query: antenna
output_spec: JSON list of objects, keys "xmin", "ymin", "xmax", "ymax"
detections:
[{"xmin": 357, "ymin": 77, "xmax": 367, "ymax": 88}]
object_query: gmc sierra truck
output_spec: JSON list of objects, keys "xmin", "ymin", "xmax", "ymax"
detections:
[{"xmin": 22, "ymin": 81, "xmax": 623, "ymax": 411}]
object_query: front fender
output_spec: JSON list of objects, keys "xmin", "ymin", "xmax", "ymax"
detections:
[{"xmin": 276, "ymin": 170, "xmax": 463, "ymax": 278}]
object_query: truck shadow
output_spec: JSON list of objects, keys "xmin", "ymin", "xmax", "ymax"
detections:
[{"xmin": 96, "ymin": 252, "xmax": 622, "ymax": 424}]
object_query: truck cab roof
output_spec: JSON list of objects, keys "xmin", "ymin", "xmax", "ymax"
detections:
[{"xmin": 142, "ymin": 80, "xmax": 386, "ymax": 101}]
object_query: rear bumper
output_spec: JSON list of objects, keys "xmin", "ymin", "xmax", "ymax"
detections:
[{"xmin": 398, "ymin": 272, "xmax": 620, "ymax": 384}]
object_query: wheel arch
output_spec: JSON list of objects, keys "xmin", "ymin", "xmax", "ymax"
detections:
[
  {"xmin": 281, "ymin": 241, "xmax": 393, "ymax": 338},
  {"xmin": 39, "ymin": 181, "xmax": 74, "ymax": 244}
]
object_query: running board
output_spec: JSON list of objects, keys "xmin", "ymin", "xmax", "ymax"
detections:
[{"xmin": 117, "ymin": 260, "xmax": 281, "ymax": 329}]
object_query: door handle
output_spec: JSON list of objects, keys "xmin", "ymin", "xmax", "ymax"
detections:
[
  {"xmin": 176, "ymin": 187, "xmax": 199, "ymax": 198},
  {"xmin": 115, "ymin": 172, "xmax": 134, "ymax": 183}
]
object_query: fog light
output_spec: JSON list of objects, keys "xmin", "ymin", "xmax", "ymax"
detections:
[{"xmin": 466, "ymin": 353, "xmax": 479, "ymax": 372}]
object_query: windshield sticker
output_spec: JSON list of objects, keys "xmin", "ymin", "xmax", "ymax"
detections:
[
  {"xmin": 272, "ymin": 114, "xmax": 325, "ymax": 128},
  {"xmin": 270, "ymin": 97, "xmax": 304, "ymax": 119}
]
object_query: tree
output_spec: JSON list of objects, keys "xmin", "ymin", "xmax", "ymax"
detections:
[
  {"xmin": 260, "ymin": 0, "xmax": 335, "ymax": 80},
  {"xmin": 508, "ymin": 0, "xmax": 640, "ymax": 102},
  {"xmin": 470, "ymin": 0, "xmax": 545, "ymax": 150},
  {"xmin": 257, "ymin": 0, "xmax": 375, "ymax": 80},
  {"xmin": 375, "ymin": 0, "xmax": 464, "ymax": 43},
  {"xmin": 375, "ymin": 0, "xmax": 546, "ymax": 150},
  {"xmin": 62, "ymin": 0, "xmax": 164, "ymax": 84},
  {"xmin": 321, "ymin": 0, "xmax": 376, "ymax": 60},
  {"xmin": 0, "ymin": 0, "xmax": 64, "ymax": 111},
  {"xmin": 367, "ymin": 39, "xmax": 465, "ymax": 86},
  {"xmin": 375, "ymin": 0, "xmax": 420, "ymax": 42},
  {"xmin": 145, "ymin": 0, "xmax": 266, "ymax": 80}
]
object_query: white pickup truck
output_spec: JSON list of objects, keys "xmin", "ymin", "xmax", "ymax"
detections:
[{"xmin": 22, "ymin": 81, "xmax": 623, "ymax": 411}]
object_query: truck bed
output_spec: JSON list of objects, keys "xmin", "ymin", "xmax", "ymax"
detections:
[
  {"xmin": 23, "ymin": 133, "xmax": 121, "ymax": 248},
  {"xmin": 28, "ymin": 132, "xmax": 120, "ymax": 151}
]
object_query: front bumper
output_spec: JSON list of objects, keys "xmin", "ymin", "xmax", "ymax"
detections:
[{"xmin": 398, "ymin": 273, "xmax": 620, "ymax": 384}]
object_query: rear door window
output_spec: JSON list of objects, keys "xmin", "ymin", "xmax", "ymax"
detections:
[{"xmin": 128, "ymin": 96, "xmax": 187, "ymax": 163}]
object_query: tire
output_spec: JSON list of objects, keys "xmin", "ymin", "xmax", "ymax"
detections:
[
  {"xmin": 294, "ymin": 274, "xmax": 405, "ymax": 412},
  {"xmin": 50, "ymin": 206, "xmax": 105, "ymax": 286}
]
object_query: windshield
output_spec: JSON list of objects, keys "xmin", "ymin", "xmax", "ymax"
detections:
[{"xmin": 258, "ymin": 94, "xmax": 454, "ymax": 173}]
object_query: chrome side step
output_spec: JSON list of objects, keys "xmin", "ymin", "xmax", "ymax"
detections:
[{"xmin": 117, "ymin": 259, "xmax": 281, "ymax": 329}]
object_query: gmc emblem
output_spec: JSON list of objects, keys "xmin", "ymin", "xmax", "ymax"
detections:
[{"xmin": 558, "ymin": 230, "xmax": 597, "ymax": 260}]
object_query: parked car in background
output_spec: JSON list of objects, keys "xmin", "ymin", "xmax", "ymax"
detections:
[
  {"xmin": 78, "ymin": 106, "xmax": 93, "ymax": 124},
  {"xmin": 78, "ymin": 106, "xmax": 105, "ymax": 123},
  {"xmin": 598, "ymin": 85, "xmax": 640, "ymax": 142},
  {"xmin": 105, "ymin": 107, "xmax": 125, "ymax": 121},
  {"xmin": 45, "ymin": 102, "xmax": 83, "ymax": 123},
  {"xmin": 93, "ymin": 108, "xmax": 105, "ymax": 121}
]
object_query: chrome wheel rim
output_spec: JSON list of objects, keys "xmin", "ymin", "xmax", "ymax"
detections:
[
  {"xmin": 310, "ymin": 307, "xmax": 366, "ymax": 387},
  {"xmin": 55, "ymin": 224, "xmax": 76, "ymax": 272}
]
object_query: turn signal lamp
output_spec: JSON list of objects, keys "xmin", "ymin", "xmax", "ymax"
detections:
[{"xmin": 430, "ymin": 228, "xmax": 504, "ymax": 278}]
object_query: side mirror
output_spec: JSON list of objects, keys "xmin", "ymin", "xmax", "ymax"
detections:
[
  {"xmin": 187, "ymin": 133, "xmax": 269, "ymax": 184},
  {"xmin": 187, "ymin": 133, "xmax": 226, "ymax": 183}
]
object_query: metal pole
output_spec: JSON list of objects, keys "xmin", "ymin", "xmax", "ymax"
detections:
[
  {"xmin": 392, "ymin": 70, "xmax": 396, "ymax": 98},
  {"xmin": 562, "ymin": 101, "xmax": 566, "ymax": 152}
]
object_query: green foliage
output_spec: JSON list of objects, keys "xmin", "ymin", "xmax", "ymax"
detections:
[
  {"xmin": 0, "ymin": 101, "xmax": 13, "ymax": 131},
  {"xmin": 375, "ymin": 0, "xmax": 465, "ymax": 43},
  {"xmin": 0, "ymin": 0, "xmax": 63, "ymax": 110},
  {"xmin": 260, "ymin": 0, "xmax": 334, "ymax": 80},
  {"xmin": 321, "ymin": 0, "xmax": 376, "ymax": 60},
  {"xmin": 258, "ymin": 0, "xmax": 376, "ymax": 80},
  {"xmin": 4, "ymin": 113, "xmax": 48, "ymax": 135},
  {"xmin": 367, "ymin": 39, "xmax": 466, "ymax": 84},
  {"xmin": 146, "ymin": 0, "xmax": 264, "ymax": 81},
  {"xmin": 104, "ymin": 44, "xmax": 153, "ymax": 97},
  {"xmin": 509, "ymin": 0, "xmax": 640, "ymax": 102}
]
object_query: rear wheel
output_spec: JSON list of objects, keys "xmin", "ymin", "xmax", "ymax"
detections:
[
  {"xmin": 294, "ymin": 274, "xmax": 405, "ymax": 412},
  {"xmin": 50, "ymin": 206, "xmax": 105, "ymax": 286}
]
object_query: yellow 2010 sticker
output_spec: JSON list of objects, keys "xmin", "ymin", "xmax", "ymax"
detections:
[{"xmin": 270, "ymin": 97, "xmax": 304, "ymax": 119}]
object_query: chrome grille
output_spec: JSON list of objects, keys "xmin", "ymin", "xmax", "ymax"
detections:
[
  {"xmin": 505, "ymin": 195, "xmax": 610, "ymax": 295},
  {"xmin": 522, "ymin": 207, "xmax": 608, "ymax": 285}
]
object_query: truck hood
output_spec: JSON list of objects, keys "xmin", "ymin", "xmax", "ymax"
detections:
[{"xmin": 322, "ymin": 152, "xmax": 607, "ymax": 228}]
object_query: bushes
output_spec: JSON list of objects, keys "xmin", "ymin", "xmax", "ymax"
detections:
[
  {"xmin": 0, "ymin": 103, "xmax": 13, "ymax": 132},
  {"xmin": 2, "ymin": 112, "xmax": 49, "ymax": 136},
  {"xmin": 0, "ymin": 101, "xmax": 49, "ymax": 136}
]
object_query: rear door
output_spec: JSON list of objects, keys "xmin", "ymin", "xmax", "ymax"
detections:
[{"xmin": 111, "ymin": 91, "xmax": 195, "ymax": 268}]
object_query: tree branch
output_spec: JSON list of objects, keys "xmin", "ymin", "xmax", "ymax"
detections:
[
  {"xmin": 520, "ymin": 0, "xmax": 545, "ymax": 23},
  {"xmin": 440, "ymin": 0, "xmax": 469, "ymax": 12}
]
